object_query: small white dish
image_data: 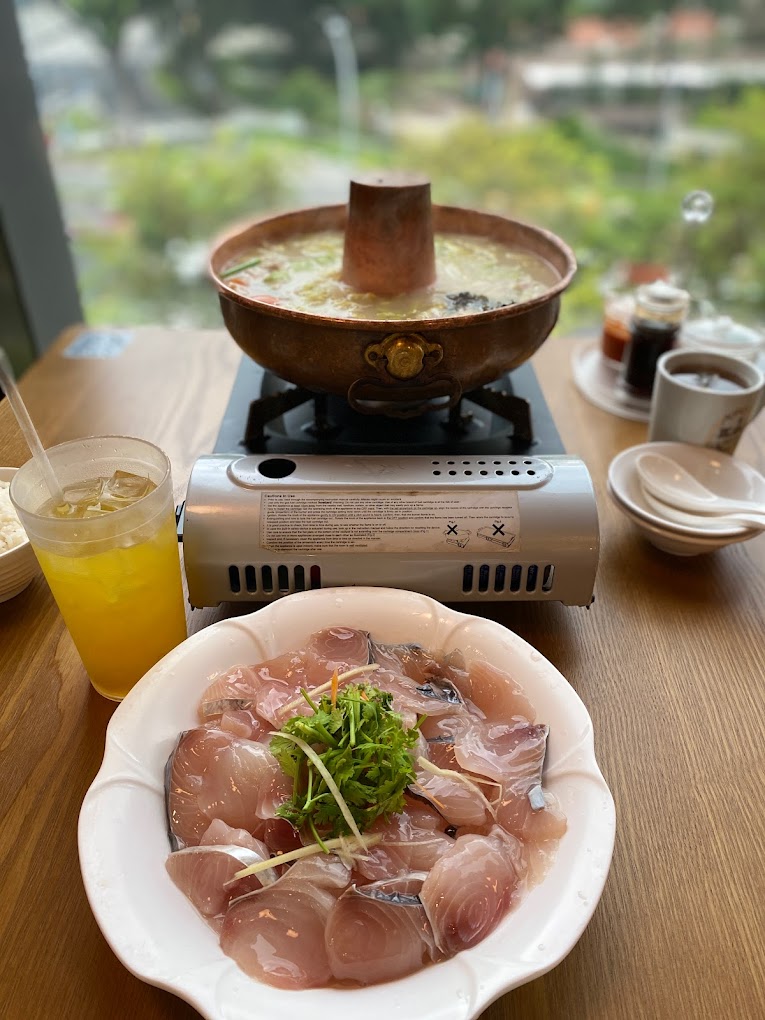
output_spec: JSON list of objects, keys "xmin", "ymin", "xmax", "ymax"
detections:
[
  {"xmin": 79, "ymin": 586, "xmax": 615, "ymax": 1020},
  {"xmin": 0, "ymin": 467, "xmax": 39, "ymax": 603},
  {"xmin": 607, "ymin": 481, "xmax": 755, "ymax": 556},
  {"xmin": 607, "ymin": 442, "xmax": 765, "ymax": 539}
]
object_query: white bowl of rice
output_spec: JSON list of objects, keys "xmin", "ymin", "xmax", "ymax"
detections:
[{"xmin": 0, "ymin": 467, "xmax": 39, "ymax": 603}]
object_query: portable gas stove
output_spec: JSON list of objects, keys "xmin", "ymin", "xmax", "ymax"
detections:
[{"xmin": 181, "ymin": 357, "xmax": 599, "ymax": 608}]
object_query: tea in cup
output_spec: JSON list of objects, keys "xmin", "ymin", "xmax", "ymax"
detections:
[{"xmin": 648, "ymin": 350, "xmax": 765, "ymax": 454}]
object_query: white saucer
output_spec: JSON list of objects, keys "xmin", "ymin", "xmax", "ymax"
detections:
[
  {"xmin": 606, "ymin": 441, "xmax": 765, "ymax": 559},
  {"xmin": 571, "ymin": 340, "xmax": 651, "ymax": 422}
]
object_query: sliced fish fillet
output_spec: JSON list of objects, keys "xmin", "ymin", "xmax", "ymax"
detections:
[
  {"xmin": 166, "ymin": 727, "xmax": 291, "ymax": 849},
  {"xmin": 220, "ymin": 854, "xmax": 350, "ymax": 989},
  {"xmin": 419, "ymin": 828, "xmax": 527, "ymax": 954},
  {"xmin": 326, "ymin": 875, "xmax": 439, "ymax": 985}
]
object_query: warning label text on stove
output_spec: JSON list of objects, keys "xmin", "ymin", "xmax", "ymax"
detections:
[{"xmin": 261, "ymin": 491, "xmax": 521, "ymax": 553}]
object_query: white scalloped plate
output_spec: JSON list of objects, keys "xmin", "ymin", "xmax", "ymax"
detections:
[{"xmin": 79, "ymin": 587, "xmax": 615, "ymax": 1020}]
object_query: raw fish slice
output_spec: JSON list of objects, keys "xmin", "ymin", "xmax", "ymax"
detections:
[
  {"xmin": 453, "ymin": 719, "xmax": 549, "ymax": 785},
  {"xmin": 369, "ymin": 644, "xmax": 465, "ymax": 709},
  {"xmin": 198, "ymin": 664, "xmax": 265, "ymax": 720},
  {"xmin": 452, "ymin": 718, "xmax": 566, "ymax": 842},
  {"xmin": 199, "ymin": 651, "xmax": 337, "ymax": 724},
  {"xmin": 257, "ymin": 646, "xmax": 366, "ymax": 691},
  {"xmin": 219, "ymin": 652, "xmax": 319, "ymax": 724},
  {"xmin": 356, "ymin": 834, "xmax": 453, "ymax": 882},
  {"xmin": 445, "ymin": 718, "xmax": 564, "ymax": 840},
  {"xmin": 411, "ymin": 729, "xmax": 429, "ymax": 760},
  {"xmin": 198, "ymin": 823, "xmax": 281, "ymax": 883},
  {"xmin": 419, "ymin": 711, "xmax": 471, "ymax": 741},
  {"xmin": 373, "ymin": 670, "xmax": 469, "ymax": 720},
  {"xmin": 326, "ymin": 875, "xmax": 439, "ymax": 985},
  {"xmin": 370, "ymin": 642, "xmax": 469, "ymax": 689},
  {"xmin": 307, "ymin": 627, "xmax": 371, "ymax": 666},
  {"xmin": 400, "ymin": 795, "xmax": 445, "ymax": 831},
  {"xmin": 426, "ymin": 739, "xmax": 459, "ymax": 771},
  {"xmin": 165, "ymin": 843, "xmax": 269, "ymax": 918},
  {"xmin": 199, "ymin": 819, "xmax": 269, "ymax": 853},
  {"xmin": 220, "ymin": 854, "xmax": 350, "ymax": 989},
  {"xmin": 413, "ymin": 677, "xmax": 465, "ymax": 708},
  {"xmin": 253, "ymin": 676, "xmax": 299, "ymax": 727},
  {"xmin": 409, "ymin": 730, "xmax": 493, "ymax": 829},
  {"xmin": 215, "ymin": 709, "xmax": 269, "ymax": 741},
  {"xmin": 465, "ymin": 660, "xmax": 536, "ymax": 724},
  {"xmin": 355, "ymin": 811, "xmax": 454, "ymax": 882},
  {"xmin": 369, "ymin": 641, "xmax": 428, "ymax": 676},
  {"xmin": 497, "ymin": 787, "xmax": 567, "ymax": 843},
  {"xmin": 262, "ymin": 817, "xmax": 304, "ymax": 855},
  {"xmin": 422, "ymin": 718, "xmax": 465, "ymax": 771},
  {"xmin": 166, "ymin": 728, "xmax": 291, "ymax": 849},
  {"xmin": 412, "ymin": 762, "xmax": 491, "ymax": 829},
  {"xmin": 419, "ymin": 828, "xmax": 527, "ymax": 954},
  {"xmin": 254, "ymin": 655, "xmax": 368, "ymax": 727},
  {"xmin": 254, "ymin": 650, "xmax": 313, "ymax": 686}
]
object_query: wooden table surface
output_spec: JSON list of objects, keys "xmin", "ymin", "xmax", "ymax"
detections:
[{"xmin": 1, "ymin": 326, "xmax": 763, "ymax": 1020}]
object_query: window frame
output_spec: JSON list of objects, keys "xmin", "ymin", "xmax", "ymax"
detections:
[{"xmin": 1, "ymin": 1, "xmax": 83, "ymax": 362}]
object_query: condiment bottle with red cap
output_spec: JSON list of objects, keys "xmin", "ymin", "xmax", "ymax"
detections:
[{"xmin": 622, "ymin": 280, "xmax": 690, "ymax": 397}]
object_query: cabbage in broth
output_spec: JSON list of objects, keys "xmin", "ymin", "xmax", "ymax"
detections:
[{"xmin": 221, "ymin": 230, "xmax": 557, "ymax": 320}]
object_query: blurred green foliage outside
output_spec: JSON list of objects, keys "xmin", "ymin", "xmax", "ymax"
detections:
[{"xmin": 71, "ymin": 86, "xmax": 765, "ymax": 334}]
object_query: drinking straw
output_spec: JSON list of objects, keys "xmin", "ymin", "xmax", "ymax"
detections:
[{"xmin": 0, "ymin": 347, "xmax": 65, "ymax": 506}]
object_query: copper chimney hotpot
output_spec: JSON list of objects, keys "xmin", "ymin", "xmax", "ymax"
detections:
[{"xmin": 210, "ymin": 174, "xmax": 576, "ymax": 417}]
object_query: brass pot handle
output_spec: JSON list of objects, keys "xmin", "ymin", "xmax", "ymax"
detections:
[
  {"xmin": 364, "ymin": 333, "xmax": 443, "ymax": 381},
  {"xmin": 347, "ymin": 375, "xmax": 462, "ymax": 418}
]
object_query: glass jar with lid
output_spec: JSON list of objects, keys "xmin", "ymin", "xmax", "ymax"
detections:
[{"xmin": 622, "ymin": 280, "xmax": 690, "ymax": 397}]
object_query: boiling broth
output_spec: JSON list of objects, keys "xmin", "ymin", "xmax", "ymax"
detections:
[{"xmin": 221, "ymin": 230, "xmax": 557, "ymax": 320}]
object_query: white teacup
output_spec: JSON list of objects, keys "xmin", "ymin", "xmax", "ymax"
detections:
[{"xmin": 649, "ymin": 349, "xmax": 765, "ymax": 454}]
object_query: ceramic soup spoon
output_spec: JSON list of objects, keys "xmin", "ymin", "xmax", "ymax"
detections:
[
  {"xmin": 636, "ymin": 452, "xmax": 765, "ymax": 519},
  {"xmin": 641, "ymin": 488, "xmax": 765, "ymax": 532}
]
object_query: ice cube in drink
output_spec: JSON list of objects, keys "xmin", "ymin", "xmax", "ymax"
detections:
[
  {"xmin": 62, "ymin": 478, "xmax": 105, "ymax": 506},
  {"xmin": 103, "ymin": 470, "xmax": 155, "ymax": 502},
  {"xmin": 48, "ymin": 471, "xmax": 157, "ymax": 519}
]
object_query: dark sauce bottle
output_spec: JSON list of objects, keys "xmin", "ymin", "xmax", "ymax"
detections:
[{"xmin": 622, "ymin": 281, "xmax": 690, "ymax": 397}]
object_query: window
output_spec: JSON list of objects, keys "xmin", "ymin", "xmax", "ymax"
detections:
[{"xmin": 9, "ymin": 1, "xmax": 765, "ymax": 342}]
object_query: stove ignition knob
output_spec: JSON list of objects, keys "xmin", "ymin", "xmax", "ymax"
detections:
[{"xmin": 364, "ymin": 333, "xmax": 443, "ymax": 380}]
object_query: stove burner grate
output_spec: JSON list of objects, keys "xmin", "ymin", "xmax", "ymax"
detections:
[{"xmin": 215, "ymin": 358, "xmax": 564, "ymax": 456}]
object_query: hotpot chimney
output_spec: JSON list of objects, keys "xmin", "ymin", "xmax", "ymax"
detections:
[{"xmin": 341, "ymin": 171, "xmax": 437, "ymax": 296}]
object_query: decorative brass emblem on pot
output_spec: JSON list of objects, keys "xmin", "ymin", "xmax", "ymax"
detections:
[{"xmin": 364, "ymin": 333, "xmax": 443, "ymax": 380}]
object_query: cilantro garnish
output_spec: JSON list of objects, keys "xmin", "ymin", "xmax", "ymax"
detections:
[{"xmin": 270, "ymin": 683, "xmax": 419, "ymax": 840}]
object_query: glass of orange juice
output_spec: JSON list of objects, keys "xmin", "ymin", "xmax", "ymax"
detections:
[{"xmin": 10, "ymin": 436, "xmax": 187, "ymax": 700}]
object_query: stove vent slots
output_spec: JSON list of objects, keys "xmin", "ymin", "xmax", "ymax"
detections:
[
  {"xmin": 228, "ymin": 563, "xmax": 321, "ymax": 595},
  {"xmin": 227, "ymin": 562, "xmax": 554, "ymax": 597},
  {"xmin": 463, "ymin": 563, "xmax": 554, "ymax": 594}
]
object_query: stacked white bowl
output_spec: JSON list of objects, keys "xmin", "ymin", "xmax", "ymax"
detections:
[
  {"xmin": 607, "ymin": 441, "xmax": 765, "ymax": 556},
  {"xmin": 0, "ymin": 467, "xmax": 40, "ymax": 601}
]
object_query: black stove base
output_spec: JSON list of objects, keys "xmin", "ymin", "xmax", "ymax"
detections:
[{"xmin": 214, "ymin": 357, "xmax": 564, "ymax": 456}]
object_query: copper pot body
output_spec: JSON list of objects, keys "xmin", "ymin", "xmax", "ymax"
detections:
[{"xmin": 210, "ymin": 204, "xmax": 576, "ymax": 417}]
